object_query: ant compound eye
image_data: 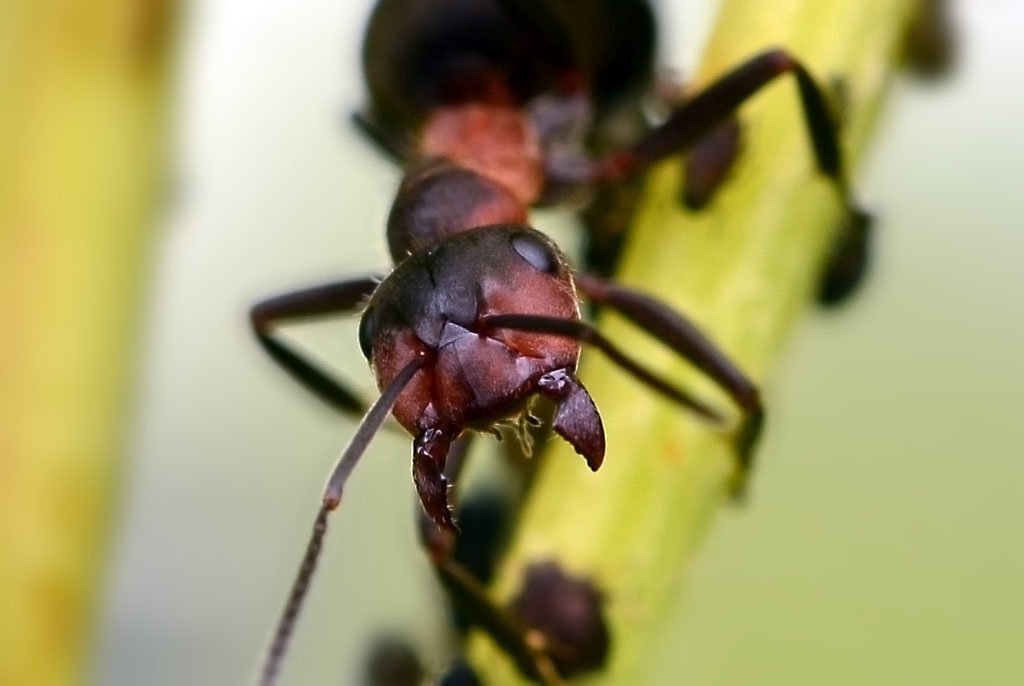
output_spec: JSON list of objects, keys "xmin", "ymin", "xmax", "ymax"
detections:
[
  {"xmin": 511, "ymin": 233, "xmax": 560, "ymax": 274},
  {"xmin": 358, "ymin": 308, "xmax": 376, "ymax": 360}
]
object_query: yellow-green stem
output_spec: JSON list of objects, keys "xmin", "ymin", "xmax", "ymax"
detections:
[
  {"xmin": 0, "ymin": 2, "xmax": 177, "ymax": 684},
  {"xmin": 469, "ymin": 0, "xmax": 915, "ymax": 682}
]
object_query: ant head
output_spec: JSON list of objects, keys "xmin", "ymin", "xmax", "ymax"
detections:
[
  {"xmin": 362, "ymin": 225, "xmax": 579, "ymax": 436},
  {"xmin": 386, "ymin": 159, "xmax": 528, "ymax": 263}
]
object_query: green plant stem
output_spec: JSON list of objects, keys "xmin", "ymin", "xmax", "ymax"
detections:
[{"xmin": 468, "ymin": 0, "xmax": 915, "ymax": 682}]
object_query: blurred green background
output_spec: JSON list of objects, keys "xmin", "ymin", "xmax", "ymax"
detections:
[{"xmin": 92, "ymin": 1, "xmax": 1024, "ymax": 684}]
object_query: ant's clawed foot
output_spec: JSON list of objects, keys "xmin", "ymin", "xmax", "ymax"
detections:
[
  {"xmin": 818, "ymin": 206, "xmax": 874, "ymax": 307},
  {"xmin": 729, "ymin": 406, "xmax": 765, "ymax": 500}
]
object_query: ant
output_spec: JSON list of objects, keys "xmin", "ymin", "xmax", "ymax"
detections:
[{"xmin": 250, "ymin": 1, "xmax": 868, "ymax": 683}]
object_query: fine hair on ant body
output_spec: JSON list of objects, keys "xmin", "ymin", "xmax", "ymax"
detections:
[{"xmin": 250, "ymin": 1, "xmax": 869, "ymax": 683}]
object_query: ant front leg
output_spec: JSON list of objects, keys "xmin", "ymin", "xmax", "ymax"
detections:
[
  {"xmin": 581, "ymin": 100, "xmax": 742, "ymax": 275},
  {"xmin": 349, "ymin": 109, "xmax": 412, "ymax": 164},
  {"xmin": 595, "ymin": 49, "xmax": 872, "ymax": 306},
  {"xmin": 483, "ymin": 301, "xmax": 763, "ymax": 496},
  {"xmin": 412, "ymin": 433, "xmax": 566, "ymax": 685},
  {"xmin": 482, "ymin": 314, "xmax": 727, "ymax": 425},
  {"xmin": 250, "ymin": 277, "xmax": 379, "ymax": 416},
  {"xmin": 575, "ymin": 274, "xmax": 764, "ymax": 493}
]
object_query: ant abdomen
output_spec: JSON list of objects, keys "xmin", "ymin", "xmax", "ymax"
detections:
[
  {"xmin": 362, "ymin": 0, "xmax": 551, "ymax": 131},
  {"xmin": 362, "ymin": 0, "xmax": 656, "ymax": 132}
]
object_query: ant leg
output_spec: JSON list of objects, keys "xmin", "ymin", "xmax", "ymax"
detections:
[
  {"xmin": 574, "ymin": 274, "xmax": 764, "ymax": 488},
  {"xmin": 432, "ymin": 554, "xmax": 565, "ymax": 685},
  {"xmin": 580, "ymin": 119, "xmax": 742, "ymax": 276},
  {"xmin": 817, "ymin": 206, "xmax": 872, "ymax": 305},
  {"xmin": 482, "ymin": 314, "xmax": 725, "ymax": 424},
  {"xmin": 683, "ymin": 115, "xmax": 743, "ymax": 210},
  {"xmin": 594, "ymin": 49, "xmax": 871, "ymax": 305},
  {"xmin": 598, "ymin": 49, "xmax": 846, "ymax": 189},
  {"xmin": 574, "ymin": 275, "xmax": 759, "ymax": 411},
  {"xmin": 257, "ymin": 356, "xmax": 426, "ymax": 686},
  {"xmin": 349, "ymin": 109, "xmax": 412, "ymax": 163},
  {"xmin": 250, "ymin": 277, "xmax": 379, "ymax": 416},
  {"xmin": 412, "ymin": 433, "xmax": 566, "ymax": 684},
  {"xmin": 650, "ymin": 70, "xmax": 744, "ymax": 211},
  {"xmin": 481, "ymin": 313, "xmax": 762, "ymax": 492}
]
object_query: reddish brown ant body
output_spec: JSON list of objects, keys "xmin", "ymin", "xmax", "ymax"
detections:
[{"xmin": 251, "ymin": 1, "xmax": 868, "ymax": 683}]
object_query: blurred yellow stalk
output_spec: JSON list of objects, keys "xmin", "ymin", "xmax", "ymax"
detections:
[
  {"xmin": 469, "ymin": 0, "xmax": 917, "ymax": 682},
  {"xmin": 0, "ymin": 2, "xmax": 176, "ymax": 685}
]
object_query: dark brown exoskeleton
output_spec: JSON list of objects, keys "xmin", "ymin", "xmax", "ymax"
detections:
[{"xmin": 251, "ymin": 1, "xmax": 869, "ymax": 684}]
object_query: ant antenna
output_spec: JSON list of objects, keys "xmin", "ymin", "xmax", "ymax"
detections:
[{"xmin": 256, "ymin": 354, "xmax": 427, "ymax": 686}]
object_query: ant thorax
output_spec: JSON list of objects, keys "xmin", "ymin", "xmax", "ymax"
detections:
[
  {"xmin": 420, "ymin": 104, "xmax": 546, "ymax": 205},
  {"xmin": 384, "ymin": 159, "xmax": 529, "ymax": 263}
]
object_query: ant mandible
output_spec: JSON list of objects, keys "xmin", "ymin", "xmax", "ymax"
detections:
[{"xmin": 251, "ymin": 1, "xmax": 868, "ymax": 683}]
